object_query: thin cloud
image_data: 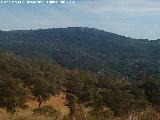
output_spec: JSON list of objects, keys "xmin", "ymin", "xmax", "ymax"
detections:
[{"xmin": 71, "ymin": 0, "xmax": 160, "ymax": 14}]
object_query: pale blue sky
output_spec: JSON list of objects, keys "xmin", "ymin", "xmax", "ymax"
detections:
[{"xmin": 0, "ymin": 0, "xmax": 160, "ymax": 39}]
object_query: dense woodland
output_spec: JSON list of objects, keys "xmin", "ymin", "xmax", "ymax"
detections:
[
  {"xmin": 0, "ymin": 27, "xmax": 160, "ymax": 79},
  {"xmin": 0, "ymin": 52, "xmax": 160, "ymax": 119},
  {"xmin": 0, "ymin": 28, "xmax": 160, "ymax": 119}
]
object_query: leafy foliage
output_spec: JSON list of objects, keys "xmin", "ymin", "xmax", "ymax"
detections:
[
  {"xmin": 0, "ymin": 76, "xmax": 27, "ymax": 112},
  {"xmin": 0, "ymin": 52, "xmax": 66, "ymax": 112},
  {"xmin": 33, "ymin": 105, "xmax": 61, "ymax": 117},
  {"xmin": 0, "ymin": 51, "xmax": 160, "ymax": 119}
]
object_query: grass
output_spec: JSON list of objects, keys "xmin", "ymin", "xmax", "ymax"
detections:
[
  {"xmin": 0, "ymin": 110, "xmax": 57, "ymax": 120},
  {"xmin": 0, "ymin": 96, "xmax": 160, "ymax": 120},
  {"xmin": 0, "ymin": 109, "xmax": 65, "ymax": 120},
  {"xmin": 0, "ymin": 108, "xmax": 160, "ymax": 120},
  {"xmin": 0, "ymin": 93, "xmax": 66, "ymax": 120}
]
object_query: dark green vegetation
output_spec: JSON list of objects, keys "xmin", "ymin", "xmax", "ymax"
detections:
[
  {"xmin": 0, "ymin": 52, "xmax": 160, "ymax": 120},
  {"xmin": 0, "ymin": 27, "xmax": 160, "ymax": 79},
  {"xmin": 0, "ymin": 52, "xmax": 66, "ymax": 112},
  {"xmin": 33, "ymin": 105, "xmax": 62, "ymax": 117},
  {"xmin": 1, "ymin": 27, "xmax": 160, "ymax": 119}
]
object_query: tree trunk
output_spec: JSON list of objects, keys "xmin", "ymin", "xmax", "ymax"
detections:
[
  {"xmin": 70, "ymin": 114, "xmax": 76, "ymax": 120},
  {"xmin": 39, "ymin": 101, "xmax": 42, "ymax": 108},
  {"xmin": 70, "ymin": 111, "xmax": 76, "ymax": 120}
]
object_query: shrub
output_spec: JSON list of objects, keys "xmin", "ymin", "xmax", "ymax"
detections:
[
  {"xmin": 87, "ymin": 108, "xmax": 116, "ymax": 120},
  {"xmin": 33, "ymin": 106, "xmax": 62, "ymax": 119},
  {"xmin": 126, "ymin": 108, "xmax": 160, "ymax": 120},
  {"xmin": 137, "ymin": 110, "xmax": 160, "ymax": 120},
  {"xmin": 63, "ymin": 106, "xmax": 117, "ymax": 120}
]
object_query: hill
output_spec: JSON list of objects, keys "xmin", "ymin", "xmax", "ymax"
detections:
[{"xmin": 0, "ymin": 27, "xmax": 160, "ymax": 78}]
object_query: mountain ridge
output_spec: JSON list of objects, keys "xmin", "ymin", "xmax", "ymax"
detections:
[{"xmin": 0, "ymin": 27, "xmax": 159, "ymax": 78}]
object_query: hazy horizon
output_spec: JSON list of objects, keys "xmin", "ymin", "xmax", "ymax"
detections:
[{"xmin": 1, "ymin": 0, "xmax": 160, "ymax": 39}]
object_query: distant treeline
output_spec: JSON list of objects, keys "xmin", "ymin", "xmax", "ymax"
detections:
[{"xmin": 0, "ymin": 27, "xmax": 160, "ymax": 79}]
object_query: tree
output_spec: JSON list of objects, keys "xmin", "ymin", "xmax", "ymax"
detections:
[
  {"xmin": 32, "ymin": 79, "xmax": 59, "ymax": 108},
  {"xmin": 0, "ymin": 77, "xmax": 27, "ymax": 112},
  {"xmin": 65, "ymin": 93, "xmax": 78, "ymax": 120},
  {"xmin": 141, "ymin": 80, "xmax": 160, "ymax": 111}
]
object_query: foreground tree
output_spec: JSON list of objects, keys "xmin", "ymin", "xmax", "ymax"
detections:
[
  {"xmin": 140, "ymin": 80, "xmax": 160, "ymax": 111},
  {"xmin": 0, "ymin": 76, "xmax": 27, "ymax": 112},
  {"xmin": 32, "ymin": 78, "xmax": 59, "ymax": 108},
  {"xmin": 65, "ymin": 93, "xmax": 78, "ymax": 120}
]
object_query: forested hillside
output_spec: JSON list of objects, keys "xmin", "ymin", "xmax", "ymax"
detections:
[
  {"xmin": 0, "ymin": 52, "xmax": 160, "ymax": 120},
  {"xmin": 0, "ymin": 27, "xmax": 160, "ymax": 79}
]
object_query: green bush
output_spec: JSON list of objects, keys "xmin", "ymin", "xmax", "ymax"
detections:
[
  {"xmin": 137, "ymin": 109, "xmax": 160, "ymax": 120},
  {"xmin": 87, "ymin": 108, "xmax": 116, "ymax": 120},
  {"xmin": 63, "ymin": 106, "xmax": 117, "ymax": 120},
  {"xmin": 33, "ymin": 106, "xmax": 62, "ymax": 119}
]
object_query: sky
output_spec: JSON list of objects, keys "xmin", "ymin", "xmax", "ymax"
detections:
[{"xmin": 0, "ymin": 0, "xmax": 160, "ymax": 40}]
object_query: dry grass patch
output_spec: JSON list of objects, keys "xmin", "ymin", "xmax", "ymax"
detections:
[{"xmin": 0, "ymin": 110, "xmax": 62, "ymax": 120}]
